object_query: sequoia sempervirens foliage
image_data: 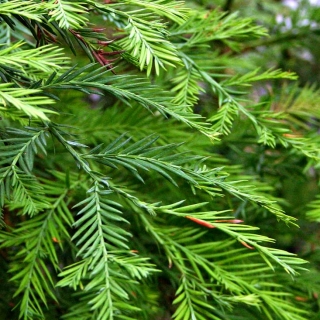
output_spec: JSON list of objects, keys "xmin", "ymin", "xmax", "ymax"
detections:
[{"xmin": 1, "ymin": 0, "xmax": 320, "ymax": 319}]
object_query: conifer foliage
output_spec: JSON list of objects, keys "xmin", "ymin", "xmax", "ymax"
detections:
[{"xmin": 0, "ymin": 0, "xmax": 320, "ymax": 319}]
